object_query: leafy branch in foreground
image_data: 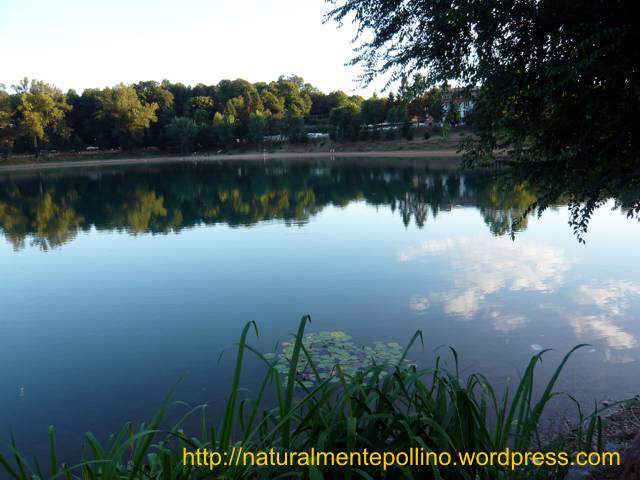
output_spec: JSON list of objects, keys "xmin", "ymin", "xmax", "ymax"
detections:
[
  {"xmin": 326, "ymin": 0, "xmax": 640, "ymax": 238},
  {"xmin": 1, "ymin": 316, "xmax": 608, "ymax": 479}
]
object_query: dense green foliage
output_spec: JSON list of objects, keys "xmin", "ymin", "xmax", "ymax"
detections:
[
  {"xmin": 325, "ymin": 0, "xmax": 640, "ymax": 233},
  {"xmin": 9, "ymin": 79, "xmax": 71, "ymax": 155},
  {"xmin": 0, "ymin": 317, "xmax": 604, "ymax": 479},
  {"xmin": 0, "ymin": 76, "xmax": 454, "ymax": 156},
  {"xmin": 0, "ymin": 164, "xmax": 557, "ymax": 250}
]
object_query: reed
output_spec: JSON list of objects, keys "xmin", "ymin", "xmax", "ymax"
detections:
[{"xmin": 0, "ymin": 316, "xmax": 604, "ymax": 479}]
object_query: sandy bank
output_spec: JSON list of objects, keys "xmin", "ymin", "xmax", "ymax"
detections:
[{"xmin": 0, "ymin": 149, "xmax": 461, "ymax": 173}]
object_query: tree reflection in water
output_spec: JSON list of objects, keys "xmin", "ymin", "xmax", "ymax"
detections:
[{"xmin": 0, "ymin": 160, "xmax": 636, "ymax": 250}]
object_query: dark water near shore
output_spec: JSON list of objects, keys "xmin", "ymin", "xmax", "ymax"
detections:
[{"xmin": 1, "ymin": 159, "xmax": 639, "ymax": 459}]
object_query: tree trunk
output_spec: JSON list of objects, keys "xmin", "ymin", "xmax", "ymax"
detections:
[{"xmin": 33, "ymin": 135, "xmax": 39, "ymax": 158}]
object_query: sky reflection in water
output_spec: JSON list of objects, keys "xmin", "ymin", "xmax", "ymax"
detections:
[{"xmin": 0, "ymin": 160, "xmax": 638, "ymax": 458}]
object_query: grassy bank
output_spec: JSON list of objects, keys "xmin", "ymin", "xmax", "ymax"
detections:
[{"xmin": 1, "ymin": 316, "xmax": 606, "ymax": 479}]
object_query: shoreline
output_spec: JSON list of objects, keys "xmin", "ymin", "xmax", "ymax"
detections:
[{"xmin": 0, "ymin": 149, "xmax": 462, "ymax": 173}]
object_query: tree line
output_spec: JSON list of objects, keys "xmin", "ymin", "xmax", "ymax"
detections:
[{"xmin": 0, "ymin": 75, "xmax": 460, "ymax": 157}]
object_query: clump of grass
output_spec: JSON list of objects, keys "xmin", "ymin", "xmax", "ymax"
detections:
[{"xmin": 1, "ymin": 316, "xmax": 606, "ymax": 479}]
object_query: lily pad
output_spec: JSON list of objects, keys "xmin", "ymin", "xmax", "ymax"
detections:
[{"xmin": 266, "ymin": 331, "xmax": 407, "ymax": 385}]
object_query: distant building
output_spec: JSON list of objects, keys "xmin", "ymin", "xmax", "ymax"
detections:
[
  {"xmin": 263, "ymin": 134, "xmax": 286, "ymax": 142},
  {"xmin": 442, "ymin": 87, "xmax": 477, "ymax": 123}
]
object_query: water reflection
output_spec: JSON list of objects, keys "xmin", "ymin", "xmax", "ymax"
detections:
[
  {"xmin": 569, "ymin": 281, "xmax": 640, "ymax": 359},
  {"xmin": 575, "ymin": 281, "xmax": 640, "ymax": 317},
  {"xmin": 401, "ymin": 234, "xmax": 640, "ymax": 362},
  {"xmin": 402, "ymin": 237, "xmax": 570, "ymax": 318},
  {"xmin": 568, "ymin": 315, "xmax": 636, "ymax": 351},
  {"xmin": 0, "ymin": 161, "xmax": 552, "ymax": 251},
  {"xmin": 1, "ymin": 160, "xmax": 638, "ymax": 460},
  {"xmin": 488, "ymin": 313, "xmax": 527, "ymax": 333}
]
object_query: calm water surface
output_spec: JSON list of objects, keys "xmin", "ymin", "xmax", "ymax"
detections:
[{"xmin": 1, "ymin": 159, "xmax": 638, "ymax": 458}]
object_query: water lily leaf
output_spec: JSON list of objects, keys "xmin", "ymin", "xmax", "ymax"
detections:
[{"xmin": 273, "ymin": 331, "xmax": 408, "ymax": 386}]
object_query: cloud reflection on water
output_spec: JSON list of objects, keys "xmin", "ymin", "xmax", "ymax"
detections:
[
  {"xmin": 400, "ymin": 237, "xmax": 570, "ymax": 319},
  {"xmin": 575, "ymin": 281, "xmax": 640, "ymax": 316},
  {"xmin": 400, "ymin": 238, "xmax": 639, "ymax": 358}
]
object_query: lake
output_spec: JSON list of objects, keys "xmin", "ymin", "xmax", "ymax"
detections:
[{"xmin": 1, "ymin": 158, "xmax": 639, "ymax": 460}]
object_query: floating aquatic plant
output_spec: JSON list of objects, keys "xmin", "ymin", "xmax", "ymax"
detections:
[{"xmin": 266, "ymin": 330, "xmax": 406, "ymax": 387}]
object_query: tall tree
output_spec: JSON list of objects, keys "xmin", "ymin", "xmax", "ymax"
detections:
[
  {"xmin": 66, "ymin": 88, "xmax": 107, "ymax": 147},
  {"xmin": 445, "ymin": 102, "xmax": 461, "ymax": 127},
  {"xmin": 261, "ymin": 91, "xmax": 285, "ymax": 118},
  {"xmin": 12, "ymin": 78, "xmax": 71, "ymax": 156},
  {"xmin": 161, "ymin": 81, "xmax": 191, "ymax": 116},
  {"xmin": 248, "ymin": 112, "xmax": 268, "ymax": 145},
  {"xmin": 96, "ymin": 84, "xmax": 158, "ymax": 147},
  {"xmin": 185, "ymin": 96, "xmax": 215, "ymax": 124},
  {"xmin": 283, "ymin": 113, "xmax": 305, "ymax": 142},
  {"xmin": 271, "ymin": 76, "xmax": 312, "ymax": 117},
  {"xmin": 0, "ymin": 87, "xmax": 15, "ymax": 156},
  {"xmin": 329, "ymin": 103, "xmax": 361, "ymax": 141},
  {"xmin": 211, "ymin": 112, "xmax": 234, "ymax": 148},
  {"xmin": 361, "ymin": 95, "xmax": 388, "ymax": 126},
  {"xmin": 134, "ymin": 81, "xmax": 175, "ymax": 146},
  {"xmin": 165, "ymin": 117, "xmax": 198, "ymax": 153}
]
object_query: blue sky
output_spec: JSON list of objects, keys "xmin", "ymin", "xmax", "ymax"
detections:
[{"xmin": 0, "ymin": 0, "xmax": 383, "ymax": 95}]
